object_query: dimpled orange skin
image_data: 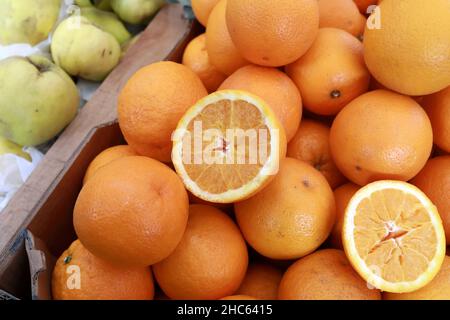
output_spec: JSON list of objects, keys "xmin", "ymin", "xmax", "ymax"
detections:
[
  {"xmin": 235, "ymin": 263, "xmax": 283, "ymax": 300},
  {"xmin": 191, "ymin": 0, "xmax": 221, "ymax": 26},
  {"xmin": 153, "ymin": 205, "xmax": 248, "ymax": 300},
  {"xmin": 235, "ymin": 158, "xmax": 336, "ymax": 260},
  {"xmin": 411, "ymin": 156, "xmax": 450, "ymax": 244},
  {"xmin": 318, "ymin": 0, "xmax": 365, "ymax": 37},
  {"xmin": 206, "ymin": 0, "xmax": 249, "ymax": 76},
  {"xmin": 329, "ymin": 183, "xmax": 360, "ymax": 249},
  {"xmin": 74, "ymin": 156, "xmax": 189, "ymax": 267},
  {"xmin": 363, "ymin": 0, "xmax": 450, "ymax": 96},
  {"xmin": 329, "ymin": 90, "xmax": 433, "ymax": 186},
  {"xmin": 52, "ymin": 240, "xmax": 154, "ymax": 300},
  {"xmin": 118, "ymin": 61, "xmax": 207, "ymax": 162},
  {"xmin": 182, "ymin": 34, "xmax": 227, "ymax": 93},
  {"xmin": 421, "ymin": 87, "xmax": 450, "ymax": 153},
  {"xmin": 83, "ymin": 145, "xmax": 138, "ymax": 184},
  {"xmin": 287, "ymin": 119, "xmax": 347, "ymax": 189},
  {"xmin": 286, "ymin": 28, "xmax": 370, "ymax": 116},
  {"xmin": 218, "ymin": 65, "xmax": 302, "ymax": 142},
  {"xmin": 278, "ymin": 249, "xmax": 381, "ymax": 300},
  {"xmin": 225, "ymin": 0, "xmax": 319, "ymax": 67}
]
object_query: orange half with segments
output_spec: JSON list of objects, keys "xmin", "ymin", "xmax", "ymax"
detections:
[
  {"xmin": 343, "ymin": 180, "xmax": 446, "ymax": 293},
  {"xmin": 172, "ymin": 90, "xmax": 287, "ymax": 203}
]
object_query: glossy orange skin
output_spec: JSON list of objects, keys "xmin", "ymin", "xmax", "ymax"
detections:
[
  {"xmin": 235, "ymin": 263, "xmax": 283, "ymax": 300},
  {"xmin": 235, "ymin": 158, "xmax": 336, "ymax": 260},
  {"xmin": 411, "ymin": 156, "xmax": 450, "ymax": 244},
  {"xmin": 191, "ymin": 0, "xmax": 221, "ymax": 26},
  {"xmin": 287, "ymin": 119, "xmax": 347, "ymax": 189},
  {"xmin": 153, "ymin": 205, "xmax": 248, "ymax": 300},
  {"xmin": 219, "ymin": 65, "xmax": 302, "ymax": 142},
  {"xmin": 278, "ymin": 249, "xmax": 381, "ymax": 300},
  {"xmin": 118, "ymin": 61, "xmax": 207, "ymax": 162},
  {"xmin": 330, "ymin": 90, "xmax": 433, "ymax": 186},
  {"xmin": 182, "ymin": 34, "xmax": 227, "ymax": 92},
  {"xmin": 318, "ymin": 0, "xmax": 365, "ymax": 37},
  {"xmin": 74, "ymin": 156, "xmax": 189, "ymax": 267},
  {"xmin": 52, "ymin": 240, "xmax": 154, "ymax": 300},
  {"xmin": 226, "ymin": 0, "xmax": 319, "ymax": 67},
  {"xmin": 286, "ymin": 28, "xmax": 370, "ymax": 116},
  {"xmin": 421, "ymin": 86, "xmax": 450, "ymax": 153},
  {"xmin": 329, "ymin": 183, "xmax": 360, "ymax": 249}
]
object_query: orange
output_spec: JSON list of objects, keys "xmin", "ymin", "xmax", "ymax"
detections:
[
  {"xmin": 286, "ymin": 28, "xmax": 370, "ymax": 116},
  {"xmin": 191, "ymin": 0, "xmax": 221, "ymax": 26},
  {"xmin": 221, "ymin": 295, "xmax": 256, "ymax": 300},
  {"xmin": 74, "ymin": 156, "xmax": 189, "ymax": 266},
  {"xmin": 225, "ymin": 0, "xmax": 319, "ymax": 67},
  {"xmin": 83, "ymin": 145, "xmax": 138, "ymax": 184},
  {"xmin": 329, "ymin": 183, "xmax": 360, "ymax": 249},
  {"xmin": 287, "ymin": 119, "xmax": 346, "ymax": 189},
  {"xmin": 353, "ymin": 0, "xmax": 378, "ymax": 14},
  {"xmin": 182, "ymin": 34, "xmax": 227, "ymax": 93},
  {"xmin": 218, "ymin": 65, "xmax": 302, "ymax": 142},
  {"xmin": 318, "ymin": 0, "xmax": 365, "ymax": 37},
  {"xmin": 330, "ymin": 90, "xmax": 433, "ymax": 186},
  {"xmin": 384, "ymin": 256, "xmax": 450, "ymax": 300},
  {"xmin": 421, "ymin": 86, "xmax": 450, "ymax": 153},
  {"xmin": 235, "ymin": 263, "xmax": 283, "ymax": 300},
  {"xmin": 153, "ymin": 205, "xmax": 248, "ymax": 300},
  {"xmin": 411, "ymin": 156, "xmax": 450, "ymax": 244},
  {"xmin": 343, "ymin": 180, "xmax": 446, "ymax": 293},
  {"xmin": 52, "ymin": 240, "xmax": 154, "ymax": 300},
  {"xmin": 279, "ymin": 249, "xmax": 381, "ymax": 300},
  {"xmin": 235, "ymin": 158, "xmax": 335, "ymax": 260},
  {"xmin": 205, "ymin": 0, "xmax": 248, "ymax": 76},
  {"xmin": 363, "ymin": 0, "xmax": 450, "ymax": 95},
  {"xmin": 172, "ymin": 90, "xmax": 287, "ymax": 203},
  {"xmin": 118, "ymin": 61, "xmax": 207, "ymax": 162}
]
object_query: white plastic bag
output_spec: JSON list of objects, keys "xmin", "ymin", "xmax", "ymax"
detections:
[{"xmin": 0, "ymin": 148, "xmax": 44, "ymax": 210}]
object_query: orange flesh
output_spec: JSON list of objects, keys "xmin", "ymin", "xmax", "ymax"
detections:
[
  {"xmin": 353, "ymin": 189, "xmax": 437, "ymax": 283},
  {"xmin": 181, "ymin": 100, "xmax": 271, "ymax": 194}
]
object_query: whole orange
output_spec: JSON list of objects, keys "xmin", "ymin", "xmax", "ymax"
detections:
[
  {"xmin": 411, "ymin": 156, "xmax": 450, "ymax": 244},
  {"xmin": 286, "ymin": 28, "xmax": 370, "ymax": 116},
  {"xmin": 182, "ymin": 34, "xmax": 227, "ymax": 92},
  {"xmin": 235, "ymin": 263, "xmax": 283, "ymax": 300},
  {"xmin": 287, "ymin": 119, "xmax": 346, "ymax": 189},
  {"xmin": 330, "ymin": 90, "xmax": 433, "ymax": 186},
  {"xmin": 235, "ymin": 158, "xmax": 335, "ymax": 260},
  {"xmin": 153, "ymin": 205, "xmax": 248, "ymax": 300},
  {"xmin": 225, "ymin": 0, "xmax": 319, "ymax": 67},
  {"xmin": 74, "ymin": 156, "xmax": 189, "ymax": 266},
  {"xmin": 118, "ymin": 61, "xmax": 207, "ymax": 162},
  {"xmin": 329, "ymin": 183, "xmax": 360, "ymax": 249},
  {"xmin": 318, "ymin": 0, "xmax": 365, "ymax": 37},
  {"xmin": 363, "ymin": 0, "xmax": 450, "ymax": 96},
  {"xmin": 52, "ymin": 240, "xmax": 154, "ymax": 300},
  {"xmin": 191, "ymin": 0, "xmax": 221, "ymax": 26},
  {"xmin": 83, "ymin": 145, "xmax": 138, "ymax": 184},
  {"xmin": 218, "ymin": 65, "xmax": 302, "ymax": 142},
  {"xmin": 278, "ymin": 249, "xmax": 381, "ymax": 300},
  {"xmin": 421, "ymin": 87, "xmax": 450, "ymax": 153},
  {"xmin": 206, "ymin": 0, "xmax": 248, "ymax": 76}
]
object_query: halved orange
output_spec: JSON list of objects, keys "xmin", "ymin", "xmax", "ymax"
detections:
[
  {"xmin": 342, "ymin": 180, "xmax": 446, "ymax": 293},
  {"xmin": 172, "ymin": 90, "xmax": 287, "ymax": 203}
]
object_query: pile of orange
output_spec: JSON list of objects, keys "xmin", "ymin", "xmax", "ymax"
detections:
[{"xmin": 52, "ymin": 0, "xmax": 450, "ymax": 300}]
